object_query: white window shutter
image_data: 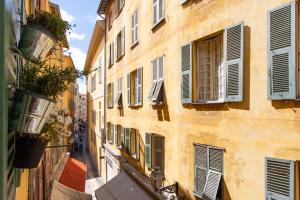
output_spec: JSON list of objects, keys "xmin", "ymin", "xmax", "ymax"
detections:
[
  {"xmin": 203, "ymin": 170, "xmax": 222, "ymax": 200},
  {"xmin": 181, "ymin": 43, "xmax": 192, "ymax": 103},
  {"xmin": 135, "ymin": 10, "xmax": 138, "ymax": 42},
  {"xmin": 224, "ymin": 21, "xmax": 244, "ymax": 102},
  {"xmin": 137, "ymin": 67, "xmax": 143, "ymax": 105},
  {"xmin": 127, "ymin": 73, "xmax": 131, "ymax": 106},
  {"xmin": 194, "ymin": 145, "xmax": 207, "ymax": 194},
  {"xmin": 131, "ymin": 14, "xmax": 134, "ymax": 44},
  {"xmin": 121, "ymin": 28, "xmax": 125, "ymax": 56},
  {"xmin": 268, "ymin": 2, "xmax": 296, "ymax": 100},
  {"xmin": 114, "ymin": 37, "xmax": 117, "ymax": 62}
]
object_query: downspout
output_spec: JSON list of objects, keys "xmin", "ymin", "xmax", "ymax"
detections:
[{"xmin": 99, "ymin": 15, "xmax": 107, "ymax": 147}]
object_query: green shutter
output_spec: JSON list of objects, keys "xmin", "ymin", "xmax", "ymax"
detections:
[
  {"xmin": 145, "ymin": 133, "xmax": 152, "ymax": 168},
  {"xmin": 181, "ymin": 43, "xmax": 192, "ymax": 103},
  {"xmin": 127, "ymin": 73, "xmax": 131, "ymax": 106},
  {"xmin": 268, "ymin": 2, "xmax": 296, "ymax": 100},
  {"xmin": 265, "ymin": 157, "xmax": 294, "ymax": 200},
  {"xmin": 224, "ymin": 22, "xmax": 244, "ymax": 102}
]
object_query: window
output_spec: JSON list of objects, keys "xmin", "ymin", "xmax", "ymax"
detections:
[
  {"xmin": 98, "ymin": 56, "xmax": 102, "ymax": 84},
  {"xmin": 194, "ymin": 144, "xmax": 223, "ymax": 199},
  {"xmin": 265, "ymin": 157, "xmax": 295, "ymax": 200},
  {"xmin": 107, "ymin": 82, "xmax": 114, "ymax": 108},
  {"xmin": 115, "ymin": 125, "xmax": 122, "ymax": 147},
  {"xmin": 145, "ymin": 133, "xmax": 164, "ymax": 172},
  {"xmin": 148, "ymin": 57, "xmax": 163, "ymax": 105},
  {"xmin": 92, "ymin": 110, "xmax": 96, "ymax": 123},
  {"xmin": 108, "ymin": 12, "xmax": 113, "ymax": 30},
  {"xmin": 153, "ymin": 0, "xmax": 164, "ymax": 26},
  {"xmin": 122, "ymin": 128, "xmax": 139, "ymax": 159},
  {"xmin": 131, "ymin": 10, "xmax": 138, "ymax": 46},
  {"xmin": 127, "ymin": 67, "xmax": 143, "ymax": 107},
  {"xmin": 181, "ymin": 22, "xmax": 244, "ymax": 104},
  {"xmin": 90, "ymin": 74, "xmax": 96, "ymax": 92},
  {"xmin": 268, "ymin": 2, "xmax": 299, "ymax": 100},
  {"xmin": 114, "ymin": 28, "xmax": 125, "ymax": 61},
  {"xmin": 106, "ymin": 122, "xmax": 114, "ymax": 144},
  {"xmin": 109, "ymin": 42, "xmax": 114, "ymax": 67},
  {"xmin": 116, "ymin": 0, "xmax": 125, "ymax": 15},
  {"xmin": 115, "ymin": 78, "xmax": 123, "ymax": 107}
]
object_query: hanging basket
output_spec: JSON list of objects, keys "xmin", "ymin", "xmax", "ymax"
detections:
[
  {"xmin": 13, "ymin": 135, "xmax": 49, "ymax": 168},
  {"xmin": 10, "ymin": 89, "xmax": 55, "ymax": 134},
  {"xmin": 18, "ymin": 24, "xmax": 55, "ymax": 59}
]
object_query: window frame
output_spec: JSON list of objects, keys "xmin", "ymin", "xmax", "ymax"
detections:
[
  {"xmin": 145, "ymin": 133, "xmax": 165, "ymax": 172},
  {"xmin": 131, "ymin": 10, "xmax": 138, "ymax": 47},
  {"xmin": 148, "ymin": 56, "xmax": 164, "ymax": 104},
  {"xmin": 152, "ymin": 0, "xmax": 165, "ymax": 28}
]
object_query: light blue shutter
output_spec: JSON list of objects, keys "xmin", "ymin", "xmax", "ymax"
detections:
[
  {"xmin": 121, "ymin": 27, "xmax": 125, "ymax": 56},
  {"xmin": 181, "ymin": 43, "xmax": 192, "ymax": 103},
  {"xmin": 137, "ymin": 67, "xmax": 143, "ymax": 105},
  {"xmin": 121, "ymin": 127, "xmax": 125, "ymax": 147},
  {"xmin": 145, "ymin": 133, "xmax": 152, "ymax": 168},
  {"xmin": 265, "ymin": 157, "xmax": 294, "ymax": 200},
  {"xmin": 194, "ymin": 145, "xmax": 207, "ymax": 194},
  {"xmin": 268, "ymin": 2, "xmax": 296, "ymax": 100},
  {"xmin": 125, "ymin": 128, "xmax": 131, "ymax": 152},
  {"xmin": 127, "ymin": 73, "xmax": 131, "ymax": 106},
  {"xmin": 224, "ymin": 22, "xmax": 244, "ymax": 102}
]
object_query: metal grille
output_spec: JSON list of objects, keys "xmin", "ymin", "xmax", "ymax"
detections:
[
  {"xmin": 270, "ymin": 5, "xmax": 291, "ymax": 51},
  {"xmin": 226, "ymin": 24, "xmax": 241, "ymax": 60},
  {"xmin": 272, "ymin": 53, "xmax": 289, "ymax": 93},
  {"xmin": 227, "ymin": 63, "xmax": 239, "ymax": 96}
]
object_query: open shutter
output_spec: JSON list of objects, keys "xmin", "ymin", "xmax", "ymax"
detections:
[
  {"xmin": 127, "ymin": 73, "xmax": 131, "ymax": 106},
  {"xmin": 114, "ymin": 37, "xmax": 117, "ymax": 62},
  {"xmin": 145, "ymin": 133, "xmax": 152, "ymax": 168},
  {"xmin": 153, "ymin": 136, "xmax": 164, "ymax": 170},
  {"xmin": 137, "ymin": 67, "xmax": 143, "ymax": 105},
  {"xmin": 121, "ymin": 28, "xmax": 125, "ymax": 56},
  {"xmin": 268, "ymin": 2, "xmax": 296, "ymax": 100},
  {"xmin": 125, "ymin": 128, "xmax": 131, "ymax": 152},
  {"xmin": 114, "ymin": 125, "xmax": 118, "ymax": 145},
  {"xmin": 110, "ymin": 123, "xmax": 114, "ymax": 143},
  {"xmin": 203, "ymin": 170, "xmax": 222, "ymax": 200},
  {"xmin": 181, "ymin": 43, "xmax": 192, "ymax": 103},
  {"xmin": 224, "ymin": 21, "xmax": 244, "ymax": 102},
  {"xmin": 121, "ymin": 127, "xmax": 125, "ymax": 147},
  {"xmin": 148, "ymin": 60, "xmax": 158, "ymax": 100},
  {"xmin": 266, "ymin": 157, "xmax": 294, "ymax": 200},
  {"xmin": 194, "ymin": 145, "xmax": 207, "ymax": 194}
]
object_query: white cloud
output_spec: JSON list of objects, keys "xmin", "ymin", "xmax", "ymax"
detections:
[
  {"xmin": 60, "ymin": 8, "xmax": 75, "ymax": 23},
  {"xmin": 69, "ymin": 47, "xmax": 86, "ymax": 71},
  {"xmin": 67, "ymin": 32, "xmax": 85, "ymax": 41},
  {"xmin": 84, "ymin": 15, "xmax": 103, "ymax": 23}
]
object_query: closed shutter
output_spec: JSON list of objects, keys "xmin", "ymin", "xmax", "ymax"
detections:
[
  {"xmin": 145, "ymin": 133, "xmax": 152, "ymax": 168},
  {"xmin": 106, "ymin": 84, "xmax": 108, "ymax": 108},
  {"xmin": 110, "ymin": 124, "xmax": 114, "ymax": 143},
  {"xmin": 158, "ymin": 0, "xmax": 163, "ymax": 20},
  {"xmin": 131, "ymin": 14, "xmax": 134, "ymax": 44},
  {"xmin": 125, "ymin": 128, "xmax": 131, "ymax": 152},
  {"xmin": 268, "ymin": 2, "xmax": 296, "ymax": 100},
  {"xmin": 224, "ymin": 22, "xmax": 244, "ymax": 102},
  {"xmin": 109, "ymin": 44, "xmax": 112, "ymax": 66},
  {"xmin": 153, "ymin": 0, "xmax": 158, "ymax": 24},
  {"xmin": 208, "ymin": 147, "xmax": 223, "ymax": 172},
  {"xmin": 194, "ymin": 145, "xmax": 207, "ymax": 194},
  {"xmin": 135, "ymin": 131, "xmax": 139, "ymax": 159},
  {"xmin": 121, "ymin": 28, "xmax": 125, "ymax": 56},
  {"xmin": 111, "ymin": 82, "xmax": 114, "ymax": 108},
  {"xmin": 135, "ymin": 11, "xmax": 138, "ymax": 42},
  {"xmin": 127, "ymin": 73, "xmax": 131, "ymax": 106},
  {"xmin": 203, "ymin": 170, "xmax": 222, "ymax": 200},
  {"xmin": 137, "ymin": 67, "xmax": 143, "ymax": 105},
  {"xmin": 265, "ymin": 157, "xmax": 294, "ymax": 200},
  {"xmin": 153, "ymin": 136, "xmax": 164, "ymax": 170},
  {"xmin": 181, "ymin": 43, "xmax": 192, "ymax": 103},
  {"xmin": 114, "ymin": 124, "xmax": 118, "ymax": 145},
  {"xmin": 121, "ymin": 127, "xmax": 125, "ymax": 147}
]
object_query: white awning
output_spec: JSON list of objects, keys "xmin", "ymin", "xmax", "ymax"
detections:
[
  {"xmin": 95, "ymin": 171, "xmax": 153, "ymax": 200},
  {"xmin": 50, "ymin": 181, "xmax": 92, "ymax": 200}
]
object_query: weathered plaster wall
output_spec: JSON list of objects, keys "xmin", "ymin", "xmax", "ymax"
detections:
[{"xmin": 104, "ymin": 0, "xmax": 300, "ymax": 199}]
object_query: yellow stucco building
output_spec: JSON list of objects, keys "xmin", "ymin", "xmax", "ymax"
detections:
[{"xmin": 85, "ymin": 0, "xmax": 300, "ymax": 199}]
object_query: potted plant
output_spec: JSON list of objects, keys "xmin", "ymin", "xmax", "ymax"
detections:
[
  {"xmin": 18, "ymin": 11, "xmax": 71, "ymax": 59},
  {"xmin": 11, "ymin": 58, "xmax": 78, "ymax": 168},
  {"xmin": 13, "ymin": 110, "xmax": 65, "ymax": 168}
]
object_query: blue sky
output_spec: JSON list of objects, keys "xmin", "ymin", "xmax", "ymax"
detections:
[{"xmin": 51, "ymin": 0, "xmax": 100, "ymax": 94}]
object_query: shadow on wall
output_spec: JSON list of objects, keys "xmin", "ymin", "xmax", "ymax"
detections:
[{"xmin": 153, "ymin": 86, "xmax": 170, "ymax": 122}]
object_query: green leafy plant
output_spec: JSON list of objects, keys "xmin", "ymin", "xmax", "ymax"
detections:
[
  {"xmin": 19, "ymin": 58, "xmax": 79, "ymax": 100},
  {"xmin": 39, "ymin": 112, "xmax": 64, "ymax": 141},
  {"xmin": 27, "ymin": 11, "xmax": 72, "ymax": 41}
]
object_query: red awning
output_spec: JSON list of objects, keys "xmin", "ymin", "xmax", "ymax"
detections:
[{"xmin": 58, "ymin": 158, "xmax": 87, "ymax": 192}]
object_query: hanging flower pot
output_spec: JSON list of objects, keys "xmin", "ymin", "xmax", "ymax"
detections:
[
  {"xmin": 10, "ymin": 89, "xmax": 55, "ymax": 134},
  {"xmin": 13, "ymin": 134, "xmax": 49, "ymax": 168},
  {"xmin": 18, "ymin": 24, "xmax": 55, "ymax": 59}
]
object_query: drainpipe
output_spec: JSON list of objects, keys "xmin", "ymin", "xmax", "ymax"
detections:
[{"xmin": 98, "ymin": 15, "xmax": 107, "ymax": 148}]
